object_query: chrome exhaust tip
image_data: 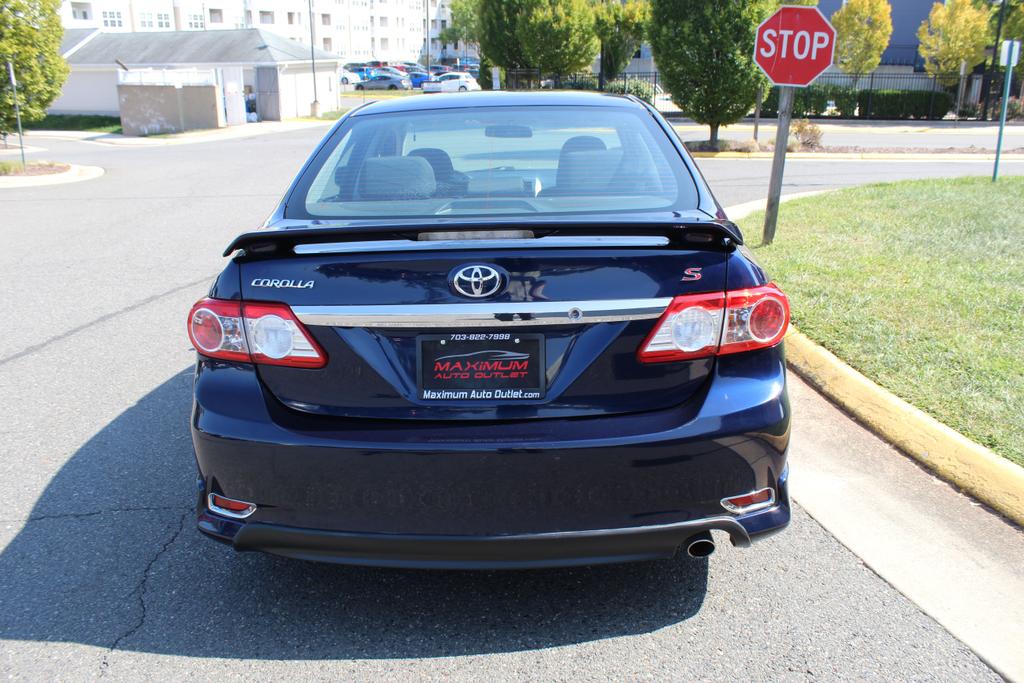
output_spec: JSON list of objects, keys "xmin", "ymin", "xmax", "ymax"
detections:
[{"xmin": 686, "ymin": 531, "xmax": 716, "ymax": 558}]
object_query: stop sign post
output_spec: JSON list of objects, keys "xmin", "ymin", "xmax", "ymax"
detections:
[{"xmin": 754, "ymin": 6, "xmax": 836, "ymax": 244}]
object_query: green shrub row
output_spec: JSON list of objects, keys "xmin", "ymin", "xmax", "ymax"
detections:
[{"xmin": 760, "ymin": 85, "xmax": 954, "ymax": 120}]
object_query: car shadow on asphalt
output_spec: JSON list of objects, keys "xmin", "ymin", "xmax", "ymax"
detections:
[{"xmin": 0, "ymin": 369, "xmax": 708, "ymax": 659}]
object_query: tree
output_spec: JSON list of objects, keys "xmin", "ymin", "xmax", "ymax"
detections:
[
  {"xmin": 593, "ymin": 0, "xmax": 649, "ymax": 83},
  {"xmin": 440, "ymin": 0, "xmax": 481, "ymax": 50},
  {"xmin": 1002, "ymin": 2, "xmax": 1024, "ymax": 43},
  {"xmin": 0, "ymin": 0, "xmax": 69, "ymax": 136},
  {"xmin": 831, "ymin": 0, "xmax": 893, "ymax": 74},
  {"xmin": 648, "ymin": 0, "xmax": 774, "ymax": 145},
  {"xmin": 917, "ymin": 0, "xmax": 990, "ymax": 85},
  {"xmin": 518, "ymin": 0, "xmax": 599, "ymax": 74},
  {"xmin": 478, "ymin": 0, "xmax": 535, "ymax": 69}
]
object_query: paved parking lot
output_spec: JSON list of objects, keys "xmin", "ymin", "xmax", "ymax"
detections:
[{"xmin": 0, "ymin": 129, "xmax": 1020, "ymax": 680}]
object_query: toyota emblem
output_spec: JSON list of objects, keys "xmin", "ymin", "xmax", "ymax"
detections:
[{"xmin": 450, "ymin": 264, "xmax": 506, "ymax": 299}]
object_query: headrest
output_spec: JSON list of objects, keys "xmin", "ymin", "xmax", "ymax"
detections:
[
  {"xmin": 356, "ymin": 156, "xmax": 437, "ymax": 200},
  {"xmin": 555, "ymin": 148, "xmax": 623, "ymax": 195},
  {"xmin": 408, "ymin": 148, "xmax": 455, "ymax": 179}
]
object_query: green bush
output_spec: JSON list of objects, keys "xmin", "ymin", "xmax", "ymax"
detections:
[
  {"xmin": 857, "ymin": 89, "xmax": 953, "ymax": 119},
  {"xmin": 604, "ymin": 79, "xmax": 655, "ymax": 104},
  {"xmin": 761, "ymin": 85, "xmax": 953, "ymax": 120}
]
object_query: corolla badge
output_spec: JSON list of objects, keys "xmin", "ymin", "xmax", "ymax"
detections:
[
  {"xmin": 250, "ymin": 278, "xmax": 315, "ymax": 289},
  {"xmin": 450, "ymin": 264, "xmax": 506, "ymax": 298}
]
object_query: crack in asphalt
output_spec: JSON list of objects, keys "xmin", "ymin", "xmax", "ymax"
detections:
[
  {"xmin": 0, "ymin": 275, "xmax": 215, "ymax": 368},
  {"xmin": 100, "ymin": 509, "xmax": 189, "ymax": 676},
  {"xmin": 0, "ymin": 505, "xmax": 192, "ymax": 525}
]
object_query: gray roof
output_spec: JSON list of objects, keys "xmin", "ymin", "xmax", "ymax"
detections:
[
  {"xmin": 60, "ymin": 28, "xmax": 99, "ymax": 56},
  {"xmin": 66, "ymin": 28, "xmax": 339, "ymax": 67}
]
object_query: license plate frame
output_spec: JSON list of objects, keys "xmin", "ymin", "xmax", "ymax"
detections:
[{"xmin": 416, "ymin": 333, "xmax": 546, "ymax": 401}]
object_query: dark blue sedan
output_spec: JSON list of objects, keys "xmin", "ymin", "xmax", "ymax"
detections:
[{"xmin": 188, "ymin": 92, "xmax": 792, "ymax": 568}]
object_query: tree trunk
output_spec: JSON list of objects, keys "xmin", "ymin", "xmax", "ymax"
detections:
[{"xmin": 709, "ymin": 123, "xmax": 720, "ymax": 146}]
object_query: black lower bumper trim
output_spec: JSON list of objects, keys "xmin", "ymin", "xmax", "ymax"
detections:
[{"xmin": 230, "ymin": 516, "xmax": 754, "ymax": 569}]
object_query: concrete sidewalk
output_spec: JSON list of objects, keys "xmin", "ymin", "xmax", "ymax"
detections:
[
  {"xmin": 25, "ymin": 119, "xmax": 332, "ymax": 147},
  {"xmin": 674, "ymin": 118, "xmax": 1024, "ymax": 150}
]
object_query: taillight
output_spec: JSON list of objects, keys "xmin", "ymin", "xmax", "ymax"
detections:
[
  {"xmin": 187, "ymin": 298, "xmax": 326, "ymax": 368},
  {"xmin": 637, "ymin": 284, "xmax": 789, "ymax": 363}
]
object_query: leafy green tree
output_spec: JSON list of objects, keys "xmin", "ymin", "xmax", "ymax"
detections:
[
  {"xmin": 439, "ymin": 0, "xmax": 481, "ymax": 50},
  {"xmin": 593, "ymin": 0, "xmax": 649, "ymax": 83},
  {"xmin": 478, "ymin": 0, "xmax": 535, "ymax": 69},
  {"xmin": 1002, "ymin": 2, "xmax": 1024, "ymax": 43},
  {"xmin": 917, "ymin": 0, "xmax": 990, "ymax": 85},
  {"xmin": 831, "ymin": 0, "xmax": 893, "ymax": 74},
  {"xmin": 648, "ymin": 0, "xmax": 773, "ymax": 145},
  {"xmin": 0, "ymin": 0, "xmax": 69, "ymax": 136},
  {"xmin": 518, "ymin": 0, "xmax": 599, "ymax": 74}
]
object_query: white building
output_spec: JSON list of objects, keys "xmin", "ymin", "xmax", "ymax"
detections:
[
  {"xmin": 59, "ymin": 0, "xmax": 434, "ymax": 64},
  {"xmin": 53, "ymin": 28, "xmax": 341, "ymax": 121}
]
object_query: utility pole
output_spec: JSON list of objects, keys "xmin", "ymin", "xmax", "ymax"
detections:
[
  {"xmin": 6, "ymin": 61, "xmax": 26, "ymax": 171},
  {"xmin": 308, "ymin": 0, "xmax": 319, "ymax": 117},
  {"xmin": 424, "ymin": 0, "xmax": 430, "ymax": 66},
  {"xmin": 982, "ymin": 0, "xmax": 1009, "ymax": 120}
]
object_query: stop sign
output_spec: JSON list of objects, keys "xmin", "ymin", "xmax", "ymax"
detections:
[{"xmin": 754, "ymin": 6, "xmax": 836, "ymax": 87}]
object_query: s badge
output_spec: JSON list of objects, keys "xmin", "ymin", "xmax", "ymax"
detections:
[{"xmin": 681, "ymin": 267, "xmax": 703, "ymax": 282}]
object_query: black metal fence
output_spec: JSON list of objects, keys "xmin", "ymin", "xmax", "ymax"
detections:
[{"xmin": 504, "ymin": 67, "xmax": 1022, "ymax": 121}]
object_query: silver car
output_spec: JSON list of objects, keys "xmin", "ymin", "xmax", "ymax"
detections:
[{"xmin": 355, "ymin": 74, "xmax": 412, "ymax": 91}]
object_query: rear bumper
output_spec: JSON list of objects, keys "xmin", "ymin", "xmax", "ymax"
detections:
[
  {"xmin": 199, "ymin": 489, "xmax": 789, "ymax": 569},
  {"xmin": 191, "ymin": 346, "xmax": 791, "ymax": 568}
]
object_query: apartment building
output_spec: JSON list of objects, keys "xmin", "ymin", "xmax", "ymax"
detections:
[{"xmin": 59, "ymin": 0, "xmax": 434, "ymax": 63}]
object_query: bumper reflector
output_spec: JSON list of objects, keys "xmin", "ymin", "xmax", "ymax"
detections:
[
  {"xmin": 208, "ymin": 493, "xmax": 257, "ymax": 519},
  {"xmin": 721, "ymin": 487, "xmax": 775, "ymax": 515}
]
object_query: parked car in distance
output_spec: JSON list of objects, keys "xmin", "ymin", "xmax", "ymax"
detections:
[
  {"xmin": 422, "ymin": 72, "xmax": 481, "ymax": 93},
  {"xmin": 428, "ymin": 64, "xmax": 452, "ymax": 74},
  {"xmin": 189, "ymin": 91, "xmax": 793, "ymax": 569},
  {"xmin": 375, "ymin": 66, "xmax": 408, "ymax": 79},
  {"xmin": 407, "ymin": 71, "xmax": 431, "ymax": 89},
  {"xmin": 339, "ymin": 69, "xmax": 362, "ymax": 85},
  {"xmin": 400, "ymin": 61, "xmax": 427, "ymax": 71},
  {"xmin": 355, "ymin": 73, "xmax": 413, "ymax": 90}
]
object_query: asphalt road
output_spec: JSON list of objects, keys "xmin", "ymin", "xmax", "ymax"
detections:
[{"xmin": 0, "ymin": 129, "xmax": 1019, "ymax": 680}]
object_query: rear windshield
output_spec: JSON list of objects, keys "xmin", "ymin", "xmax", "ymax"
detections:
[{"xmin": 292, "ymin": 105, "xmax": 698, "ymax": 220}]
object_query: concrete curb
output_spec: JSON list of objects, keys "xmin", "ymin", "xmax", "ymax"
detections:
[
  {"xmin": 785, "ymin": 329, "xmax": 1024, "ymax": 526},
  {"xmin": 0, "ymin": 164, "xmax": 104, "ymax": 188},
  {"xmin": 693, "ymin": 150, "xmax": 1024, "ymax": 160}
]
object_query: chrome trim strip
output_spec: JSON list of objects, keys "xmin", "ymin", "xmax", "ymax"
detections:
[
  {"xmin": 293, "ymin": 235, "xmax": 670, "ymax": 255},
  {"xmin": 293, "ymin": 298, "xmax": 672, "ymax": 328}
]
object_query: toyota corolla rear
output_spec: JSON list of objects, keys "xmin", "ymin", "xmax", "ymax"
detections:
[{"xmin": 189, "ymin": 92, "xmax": 791, "ymax": 569}]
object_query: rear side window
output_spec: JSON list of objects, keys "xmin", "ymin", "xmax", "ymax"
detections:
[{"xmin": 293, "ymin": 105, "xmax": 698, "ymax": 220}]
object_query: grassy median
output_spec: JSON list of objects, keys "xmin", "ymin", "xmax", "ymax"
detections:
[{"xmin": 740, "ymin": 176, "xmax": 1024, "ymax": 467}]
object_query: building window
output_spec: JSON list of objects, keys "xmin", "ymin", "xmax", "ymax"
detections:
[
  {"xmin": 188, "ymin": 14, "xmax": 205, "ymax": 29},
  {"xmin": 101, "ymin": 10, "xmax": 123, "ymax": 27},
  {"xmin": 71, "ymin": 2, "xmax": 91, "ymax": 20},
  {"xmin": 138, "ymin": 12, "xmax": 153, "ymax": 28},
  {"xmin": 209, "ymin": 8, "xmax": 223, "ymax": 24},
  {"xmin": 321, "ymin": 13, "xmax": 331, "ymax": 25},
  {"xmin": 379, "ymin": 16, "xmax": 387, "ymax": 27},
  {"xmin": 380, "ymin": 37, "xmax": 388, "ymax": 50},
  {"xmin": 287, "ymin": 11, "xmax": 296, "ymax": 24},
  {"xmin": 323, "ymin": 37, "xmax": 333, "ymax": 51},
  {"xmin": 245, "ymin": 10, "xmax": 252, "ymax": 24},
  {"xmin": 259, "ymin": 11, "xmax": 274, "ymax": 24},
  {"xmin": 157, "ymin": 12, "xmax": 171, "ymax": 28}
]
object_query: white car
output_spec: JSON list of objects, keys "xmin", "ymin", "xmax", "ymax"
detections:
[
  {"xmin": 422, "ymin": 72, "xmax": 482, "ymax": 93},
  {"xmin": 340, "ymin": 69, "xmax": 363, "ymax": 85}
]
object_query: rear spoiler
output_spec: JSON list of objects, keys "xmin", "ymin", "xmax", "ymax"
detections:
[{"xmin": 223, "ymin": 220, "xmax": 743, "ymax": 257}]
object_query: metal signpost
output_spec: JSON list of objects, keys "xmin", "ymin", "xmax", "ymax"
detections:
[
  {"xmin": 753, "ymin": 6, "xmax": 836, "ymax": 245},
  {"xmin": 993, "ymin": 39, "xmax": 1020, "ymax": 182},
  {"xmin": 6, "ymin": 61, "xmax": 26, "ymax": 171}
]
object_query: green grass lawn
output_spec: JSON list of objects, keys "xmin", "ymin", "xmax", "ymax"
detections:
[
  {"xmin": 740, "ymin": 176, "xmax": 1024, "ymax": 467},
  {"xmin": 23, "ymin": 114, "xmax": 122, "ymax": 134}
]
